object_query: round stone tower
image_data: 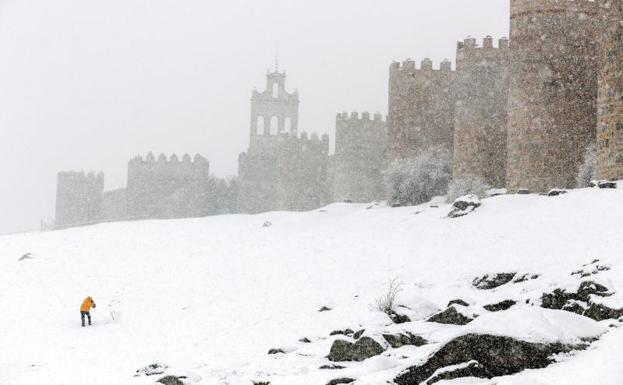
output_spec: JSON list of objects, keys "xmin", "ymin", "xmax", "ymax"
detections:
[
  {"xmin": 597, "ymin": 0, "xmax": 623, "ymax": 180},
  {"xmin": 507, "ymin": 0, "xmax": 603, "ymax": 192}
]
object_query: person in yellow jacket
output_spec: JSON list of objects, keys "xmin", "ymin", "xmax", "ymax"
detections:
[{"xmin": 80, "ymin": 296, "xmax": 96, "ymax": 327}]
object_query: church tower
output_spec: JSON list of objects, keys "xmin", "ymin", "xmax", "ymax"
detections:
[{"xmin": 249, "ymin": 69, "xmax": 299, "ymax": 148}]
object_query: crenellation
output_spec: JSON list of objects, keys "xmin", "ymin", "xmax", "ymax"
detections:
[{"xmin": 510, "ymin": 0, "xmax": 608, "ymax": 16}]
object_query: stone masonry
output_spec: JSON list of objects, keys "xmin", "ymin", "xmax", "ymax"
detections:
[
  {"xmin": 507, "ymin": 0, "xmax": 603, "ymax": 191},
  {"xmin": 331, "ymin": 111, "xmax": 388, "ymax": 203},
  {"xmin": 388, "ymin": 58, "xmax": 456, "ymax": 159},
  {"xmin": 454, "ymin": 36, "xmax": 510, "ymax": 188},
  {"xmin": 238, "ymin": 70, "xmax": 330, "ymax": 214},
  {"xmin": 597, "ymin": 0, "xmax": 623, "ymax": 180}
]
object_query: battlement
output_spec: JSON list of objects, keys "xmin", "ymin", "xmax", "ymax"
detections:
[
  {"xmin": 457, "ymin": 36, "xmax": 509, "ymax": 51},
  {"xmin": 390, "ymin": 58, "xmax": 454, "ymax": 73},
  {"xmin": 55, "ymin": 170, "xmax": 105, "ymax": 228},
  {"xmin": 129, "ymin": 152, "xmax": 209, "ymax": 166},
  {"xmin": 336, "ymin": 111, "xmax": 385, "ymax": 122},
  {"xmin": 57, "ymin": 170, "xmax": 105, "ymax": 183},
  {"xmin": 511, "ymin": 0, "xmax": 610, "ymax": 17}
]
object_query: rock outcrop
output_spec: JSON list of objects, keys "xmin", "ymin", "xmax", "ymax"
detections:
[
  {"xmin": 427, "ymin": 306, "xmax": 473, "ymax": 325},
  {"xmin": 328, "ymin": 337, "xmax": 385, "ymax": 362},
  {"xmin": 394, "ymin": 334, "xmax": 576, "ymax": 385}
]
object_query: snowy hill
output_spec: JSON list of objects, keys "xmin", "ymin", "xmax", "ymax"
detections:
[{"xmin": 1, "ymin": 188, "xmax": 622, "ymax": 385}]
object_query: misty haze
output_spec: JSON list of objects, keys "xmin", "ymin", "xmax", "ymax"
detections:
[{"xmin": 1, "ymin": 1, "xmax": 622, "ymax": 385}]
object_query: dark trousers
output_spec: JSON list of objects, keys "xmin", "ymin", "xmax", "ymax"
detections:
[{"xmin": 81, "ymin": 311, "xmax": 91, "ymax": 326}]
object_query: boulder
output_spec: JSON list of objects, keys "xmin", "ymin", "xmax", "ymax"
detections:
[
  {"xmin": 541, "ymin": 289, "xmax": 576, "ymax": 310},
  {"xmin": 262, "ymin": 221, "xmax": 273, "ymax": 228},
  {"xmin": 134, "ymin": 363, "xmax": 169, "ymax": 377},
  {"xmin": 541, "ymin": 281, "xmax": 619, "ymax": 321},
  {"xmin": 562, "ymin": 300, "xmax": 587, "ymax": 315},
  {"xmin": 157, "ymin": 376, "xmax": 185, "ymax": 385},
  {"xmin": 353, "ymin": 329, "xmax": 365, "ymax": 340},
  {"xmin": 547, "ymin": 188, "xmax": 567, "ymax": 196},
  {"xmin": 448, "ymin": 194, "xmax": 481, "ymax": 218},
  {"xmin": 299, "ymin": 337, "xmax": 311, "ymax": 343},
  {"xmin": 483, "ymin": 300, "xmax": 516, "ymax": 312},
  {"xmin": 330, "ymin": 329, "xmax": 354, "ymax": 336},
  {"xmin": 427, "ymin": 306, "xmax": 473, "ymax": 325},
  {"xmin": 389, "ymin": 311, "xmax": 411, "ymax": 324},
  {"xmin": 319, "ymin": 364, "xmax": 346, "ymax": 370},
  {"xmin": 319, "ymin": 306, "xmax": 332, "ymax": 312},
  {"xmin": 425, "ymin": 361, "xmax": 490, "ymax": 385},
  {"xmin": 267, "ymin": 348, "xmax": 285, "ymax": 355},
  {"xmin": 447, "ymin": 299, "xmax": 469, "ymax": 307},
  {"xmin": 328, "ymin": 337, "xmax": 385, "ymax": 362},
  {"xmin": 583, "ymin": 303, "xmax": 623, "ymax": 322},
  {"xmin": 383, "ymin": 333, "xmax": 428, "ymax": 348},
  {"xmin": 513, "ymin": 273, "xmax": 540, "ymax": 283},
  {"xmin": 326, "ymin": 378, "xmax": 354, "ymax": 385},
  {"xmin": 473, "ymin": 273, "xmax": 516, "ymax": 290},
  {"xmin": 394, "ymin": 334, "xmax": 576, "ymax": 385},
  {"xmin": 576, "ymin": 281, "xmax": 611, "ymax": 302},
  {"xmin": 598, "ymin": 181, "xmax": 617, "ymax": 189}
]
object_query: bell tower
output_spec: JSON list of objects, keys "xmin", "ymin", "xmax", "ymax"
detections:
[{"xmin": 250, "ymin": 69, "xmax": 299, "ymax": 146}]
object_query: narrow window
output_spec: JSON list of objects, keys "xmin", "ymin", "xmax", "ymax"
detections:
[
  {"xmin": 272, "ymin": 83, "xmax": 279, "ymax": 99},
  {"xmin": 256, "ymin": 116, "xmax": 265, "ymax": 135},
  {"xmin": 284, "ymin": 117, "xmax": 292, "ymax": 133},
  {"xmin": 270, "ymin": 116, "xmax": 279, "ymax": 135}
]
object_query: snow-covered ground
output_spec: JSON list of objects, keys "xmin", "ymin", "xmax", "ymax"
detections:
[{"xmin": 1, "ymin": 187, "xmax": 622, "ymax": 385}]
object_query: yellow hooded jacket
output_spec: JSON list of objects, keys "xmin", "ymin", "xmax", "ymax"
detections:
[{"xmin": 80, "ymin": 297, "xmax": 95, "ymax": 312}]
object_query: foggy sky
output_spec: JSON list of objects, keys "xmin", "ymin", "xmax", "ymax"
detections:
[{"xmin": 0, "ymin": 0, "xmax": 508, "ymax": 235}]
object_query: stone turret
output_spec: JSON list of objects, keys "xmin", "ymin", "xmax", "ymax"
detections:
[
  {"xmin": 388, "ymin": 58, "xmax": 456, "ymax": 159},
  {"xmin": 454, "ymin": 36, "xmax": 510, "ymax": 188},
  {"xmin": 507, "ymin": 0, "xmax": 607, "ymax": 191},
  {"xmin": 332, "ymin": 111, "xmax": 388, "ymax": 202},
  {"xmin": 597, "ymin": 0, "xmax": 623, "ymax": 180},
  {"xmin": 55, "ymin": 171, "xmax": 104, "ymax": 228}
]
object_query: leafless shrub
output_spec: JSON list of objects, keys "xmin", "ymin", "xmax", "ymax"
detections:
[
  {"xmin": 446, "ymin": 176, "xmax": 491, "ymax": 202},
  {"xmin": 372, "ymin": 277, "xmax": 404, "ymax": 316},
  {"xmin": 383, "ymin": 146, "xmax": 452, "ymax": 207}
]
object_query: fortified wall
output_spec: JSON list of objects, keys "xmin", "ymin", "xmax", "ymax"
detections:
[
  {"xmin": 453, "ymin": 36, "xmax": 510, "ymax": 188},
  {"xmin": 597, "ymin": 0, "xmax": 623, "ymax": 180},
  {"xmin": 54, "ymin": 152, "xmax": 225, "ymax": 229},
  {"xmin": 331, "ymin": 111, "xmax": 388, "ymax": 202},
  {"xmin": 389, "ymin": 37, "xmax": 510, "ymax": 188},
  {"xmin": 127, "ymin": 153, "xmax": 210, "ymax": 219},
  {"xmin": 389, "ymin": 58, "xmax": 455, "ymax": 159}
]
